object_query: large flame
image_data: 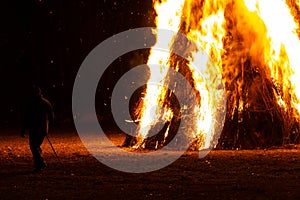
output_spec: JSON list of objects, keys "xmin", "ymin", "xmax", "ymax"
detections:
[
  {"xmin": 133, "ymin": 0, "xmax": 185, "ymax": 148},
  {"xmin": 247, "ymin": 0, "xmax": 300, "ymax": 116},
  {"xmin": 134, "ymin": 0, "xmax": 300, "ymax": 149}
]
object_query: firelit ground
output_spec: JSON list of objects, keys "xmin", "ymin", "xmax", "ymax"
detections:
[{"xmin": 1, "ymin": 127, "xmax": 300, "ymax": 199}]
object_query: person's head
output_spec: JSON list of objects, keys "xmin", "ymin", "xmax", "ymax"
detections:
[{"xmin": 31, "ymin": 85, "xmax": 42, "ymax": 98}]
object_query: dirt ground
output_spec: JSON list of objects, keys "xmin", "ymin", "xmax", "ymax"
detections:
[{"xmin": 1, "ymin": 127, "xmax": 300, "ymax": 200}]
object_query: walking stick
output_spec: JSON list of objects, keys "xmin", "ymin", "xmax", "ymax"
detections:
[{"xmin": 46, "ymin": 135, "xmax": 63, "ymax": 166}]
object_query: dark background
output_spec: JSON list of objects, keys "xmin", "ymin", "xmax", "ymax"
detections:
[{"xmin": 0, "ymin": 0, "xmax": 155, "ymax": 128}]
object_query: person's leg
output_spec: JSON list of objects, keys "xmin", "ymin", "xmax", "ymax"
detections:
[{"xmin": 29, "ymin": 132, "xmax": 46, "ymax": 170}]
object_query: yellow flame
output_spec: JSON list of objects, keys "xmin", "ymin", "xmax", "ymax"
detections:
[
  {"xmin": 135, "ymin": 0, "xmax": 300, "ymax": 149},
  {"xmin": 184, "ymin": 0, "xmax": 227, "ymax": 148},
  {"xmin": 134, "ymin": 0, "xmax": 185, "ymax": 146},
  {"xmin": 243, "ymin": 0, "xmax": 300, "ymax": 115}
]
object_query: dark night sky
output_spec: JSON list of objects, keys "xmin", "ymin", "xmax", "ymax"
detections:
[{"xmin": 0, "ymin": 0, "xmax": 155, "ymax": 128}]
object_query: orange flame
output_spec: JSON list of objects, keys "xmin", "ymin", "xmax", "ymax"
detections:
[
  {"xmin": 133, "ymin": 0, "xmax": 185, "ymax": 148},
  {"xmin": 135, "ymin": 0, "xmax": 300, "ymax": 149},
  {"xmin": 244, "ymin": 0, "xmax": 300, "ymax": 116}
]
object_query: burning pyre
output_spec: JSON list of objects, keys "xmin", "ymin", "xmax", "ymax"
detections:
[{"xmin": 123, "ymin": 0, "xmax": 300, "ymax": 150}]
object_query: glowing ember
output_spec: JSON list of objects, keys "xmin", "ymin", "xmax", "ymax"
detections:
[{"xmin": 134, "ymin": 0, "xmax": 300, "ymax": 149}]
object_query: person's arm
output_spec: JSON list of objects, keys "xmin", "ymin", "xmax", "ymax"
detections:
[{"xmin": 46, "ymin": 99, "xmax": 54, "ymax": 126}]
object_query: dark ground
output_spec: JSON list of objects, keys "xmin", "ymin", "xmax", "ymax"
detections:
[{"xmin": 1, "ymin": 127, "xmax": 300, "ymax": 200}]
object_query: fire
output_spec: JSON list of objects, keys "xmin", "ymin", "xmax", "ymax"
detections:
[
  {"xmin": 184, "ymin": 0, "xmax": 227, "ymax": 148},
  {"xmin": 133, "ymin": 0, "xmax": 300, "ymax": 149},
  {"xmin": 133, "ymin": 0, "xmax": 185, "ymax": 148},
  {"xmin": 249, "ymin": 0, "xmax": 300, "ymax": 116}
]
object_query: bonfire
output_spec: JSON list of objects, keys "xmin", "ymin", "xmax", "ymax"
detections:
[{"xmin": 122, "ymin": 0, "xmax": 300, "ymax": 150}]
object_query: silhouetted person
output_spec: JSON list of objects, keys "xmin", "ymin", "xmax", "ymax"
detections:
[{"xmin": 21, "ymin": 86, "xmax": 54, "ymax": 172}]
